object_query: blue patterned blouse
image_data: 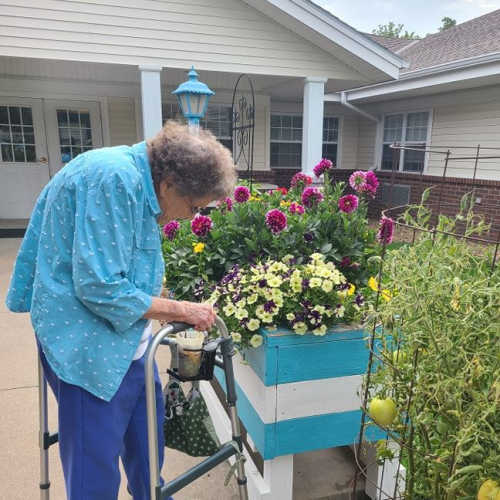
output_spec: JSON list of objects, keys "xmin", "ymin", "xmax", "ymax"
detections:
[{"xmin": 6, "ymin": 142, "xmax": 165, "ymax": 401}]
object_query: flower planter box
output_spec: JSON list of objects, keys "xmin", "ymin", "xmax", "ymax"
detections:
[{"xmin": 201, "ymin": 324, "xmax": 387, "ymax": 500}]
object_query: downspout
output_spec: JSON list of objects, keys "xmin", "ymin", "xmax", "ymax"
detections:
[{"xmin": 339, "ymin": 91, "xmax": 379, "ymax": 123}]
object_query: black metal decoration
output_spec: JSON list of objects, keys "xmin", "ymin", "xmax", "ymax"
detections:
[{"xmin": 231, "ymin": 74, "xmax": 256, "ymax": 190}]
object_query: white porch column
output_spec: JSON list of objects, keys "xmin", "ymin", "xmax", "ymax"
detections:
[
  {"xmin": 301, "ymin": 77, "xmax": 327, "ymax": 175},
  {"xmin": 139, "ymin": 65, "xmax": 163, "ymax": 140}
]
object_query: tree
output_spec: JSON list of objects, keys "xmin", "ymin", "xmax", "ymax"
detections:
[
  {"xmin": 372, "ymin": 22, "xmax": 419, "ymax": 39},
  {"xmin": 439, "ymin": 16, "xmax": 456, "ymax": 31}
]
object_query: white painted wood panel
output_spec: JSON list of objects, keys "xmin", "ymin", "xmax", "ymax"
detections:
[
  {"xmin": 276, "ymin": 374, "xmax": 362, "ymax": 420},
  {"xmin": 0, "ymin": 0, "xmax": 361, "ymax": 79}
]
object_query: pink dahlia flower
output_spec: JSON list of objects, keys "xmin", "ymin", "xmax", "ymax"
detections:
[
  {"xmin": 301, "ymin": 187, "xmax": 324, "ymax": 208},
  {"xmin": 349, "ymin": 171, "xmax": 367, "ymax": 191},
  {"xmin": 234, "ymin": 186, "xmax": 251, "ymax": 203},
  {"xmin": 191, "ymin": 214, "xmax": 213, "ymax": 238},
  {"xmin": 377, "ymin": 216, "xmax": 395, "ymax": 245},
  {"xmin": 363, "ymin": 171, "xmax": 379, "ymax": 197},
  {"xmin": 265, "ymin": 209, "xmax": 287, "ymax": 234},
  {"xmin": 290, "ymin": 172, "xmax": 313, "ymax": 189},
  {"xmin": 289, "ymin": 202, "xmax": 305, "ymax": 215},
  {"xmin": 313, "ymin": 158, "xmax": 333, "ymax": 177},
  {"xmin": 338, "ymin": 194, "xmax": 359, "ymax": 214},
  {"xmin": 216, "ymin": 197, "xmax": 233, "ymax": 212},
  {"xmin": 163, "ymin": 220, "xmax": 180, "ymax": 241}
]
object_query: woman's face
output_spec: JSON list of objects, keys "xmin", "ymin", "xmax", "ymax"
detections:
[{"xmin": 156, "ymin": 181, "xmax": 214, "ymax": 224}]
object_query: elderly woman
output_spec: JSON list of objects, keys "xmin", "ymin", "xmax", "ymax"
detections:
[{"xmin": 6, "ymin": 121, "xmax": 236, "ymax": 500}]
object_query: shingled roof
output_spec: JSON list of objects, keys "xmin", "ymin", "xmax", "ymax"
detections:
[{"xmin": 365, "ymin": 9, "xmax": 500, "ymax": 73}]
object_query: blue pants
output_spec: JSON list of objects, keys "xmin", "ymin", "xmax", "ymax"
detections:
[{"xmin": 39, "ymin": 344, "xmax": 173, "ymax": 500}]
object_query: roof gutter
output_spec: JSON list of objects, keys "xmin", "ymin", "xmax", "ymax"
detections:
[
  {"xmin": 325, "ymin": 51, "xmax": 500, "ymax": 102},
  {"xmin": 338, "ymin": 91, "xmax": 379, "ymax": 122}
]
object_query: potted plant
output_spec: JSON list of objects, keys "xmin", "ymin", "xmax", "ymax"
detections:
[{"xmin": 161, "ymin": 161, "xmax": 390, "ymax": 496}]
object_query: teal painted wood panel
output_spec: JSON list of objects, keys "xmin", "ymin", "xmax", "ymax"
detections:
[
  {"xmin": 214, "ymin": 366, "xmax": 276, "ymax": 459},
  {"xmin": 277, "ymin": 338, "xmax": 370, "ymax": 384},
  {"xmin": 275, "ymin": 410, "xmax": 387, "ymax": 456}
]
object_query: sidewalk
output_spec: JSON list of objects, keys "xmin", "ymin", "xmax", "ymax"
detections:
[{"xmin": 0, "ymin": 238, "xmax": 239, "ymax": 500}]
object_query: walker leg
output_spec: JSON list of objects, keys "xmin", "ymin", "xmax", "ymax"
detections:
[
  {"xmin": 38, "ymin": 357, "xmax": 50, "ymax": 500},
  {"xmin": 220, "ymin": 338, "xmax": 249, "ymax": 500}
]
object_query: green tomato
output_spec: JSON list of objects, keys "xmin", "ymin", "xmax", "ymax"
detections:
[
  {"xmin": 477, "ymin": 480, "xmax": 500, "ymax": 500},
  {"xmin": 392, "ymin": 350, "xmax": 408, "ymax": 365},
  {"xmin": 369, "ymin": 397, "xmax": 398, "ymax": 427}
]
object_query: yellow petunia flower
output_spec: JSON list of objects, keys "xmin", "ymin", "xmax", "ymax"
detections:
[
  {"xmin": 348, "ymin": 284, "xmax": 356, "ymax": 296},
  {"xmin": 247, "ymin": 319, "xmax": 261, "ymax": 331},
  {"xmin": 250, "ymin": 334, "xmax": 263, "ymax": 348},
  {"xmin": 321, "ymin": 280, "xmax": 333, "ymax": 293},
  {"xmin": 313, "ymin": 325, "xmax": 327, "ymax": 336},
  {"xmin": 310, "ymin": 277, "xmax": 322, "ymax": 288},
  {"xmin": 235, "ymin": 308, "xmax": 249, "ymax": 320},
  {"xmin": 381, "ymin": 289, "xmax": 392, "ymax": 302},
  {"xmin": 368, "ymin": 276, "xmax": 379, "ymax": 292},
  {"xmin": 231, "ymin": 332, "xmax": 242, "ymax": 343},
  {"xmin": 293, "ymin": 322, "xmax": 308, "ymax": 335},
  {"xmin": 193, "ymin": 242, "xmax": 205, "ymax": 253}
]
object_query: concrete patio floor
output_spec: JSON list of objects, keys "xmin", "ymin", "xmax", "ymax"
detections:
[{"xmin": 0, "ymin": 238, "xmax": 366, "ymax": 500}]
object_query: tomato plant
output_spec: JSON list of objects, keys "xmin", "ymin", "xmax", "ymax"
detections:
[{"xmin": 365, "ymin": 196, "xmax": 499, "ymax": 499}]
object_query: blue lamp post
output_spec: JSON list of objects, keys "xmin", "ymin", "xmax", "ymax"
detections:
[{"xmin": 172, "ymin": 66, "xmax": 214, "ymax": 129}]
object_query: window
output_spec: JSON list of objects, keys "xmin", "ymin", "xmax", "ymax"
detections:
[
  {"xmin": 271, "ymin": 115, "xmax": 302, "ymax": 168},
  {"xmin": 322, "ymin": 117, "xmax": 339, "ymax": 165},
  {"xmin": 163, "ymin": 103, "xmax": 233, "ymax": 151},
  {"xmin": 381, "ymin": 111, "xmax": 430, "ymax": 172},
  {"xmin": 0, "ymin": 105, "xmax": 36, "ymax": 163},
  {"xmin": 270, "ymin": 114, "xmax": 339, "ymax": 168},
  {"xmin": 57, "ymin": 109, "xmax": 94, "ymax": 163}
]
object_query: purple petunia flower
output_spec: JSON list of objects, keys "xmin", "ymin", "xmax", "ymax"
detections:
[
  {"xmin": 163, "ymin": 220, "xmax": 180, "ymax": 241},
  {"xmin": 301, "ymin": 187, "xmax": 324, "ymax": 208},
  {"xmin": 289, "ymin": 202, "xmax": 305, "ymax": 215},
  {"xmin": 340, "ymin": 256, "xmax": 351, "ymax": 268},
  {"xmin": 258, "ymin": 279, "xmax": 268, "ymax": 288},
  {"xmin": 217, "ymin": 197, "xmax": 233, "ymax": 212},
  {"xmin": 355, "ymin": 293, "xmax": 365, "ymax": 307},
  {"xmin": 313, "ymin": 158, "xmax": 333, "ymax": 177},
  {"xmin": 377, "ymin": 216, "xmax": 395, "ymax": 245},
  {"xmin": 191, "ymin": 214, "xmax": 213, "ymax": 238},
  {"xmin": 338, "ymin": 194, "xmax": 359, "ymax": 214},
  {"xmin": 290, "ymin": 172, "xmax": 313, "ymax": 189},
  {"xmin": 265, "ymin": 209, "xmax": 288, "ymax": 234},
  {"xmin": 234, "ymin": 185, "xmax": 251, "ymax": 203},
  {"xmin": 264, "ymin": 301, "xmax": 276, "ymax": 313},
  {"xmin": 363, "ymin": 171, "xmax": 379, "ymax": 198},
  {"xmin": 302, "ymin": 278, "xmax": 310, "ymax": 289},
  {"xmin": 304, "ymin": 232, "xmax": 314, "ymax": 243}
]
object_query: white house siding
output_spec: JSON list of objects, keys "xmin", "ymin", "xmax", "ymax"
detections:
[
  {"xmin": 340, "ymin": 115, "xmax": 359, "ymax": 170},
  {"xmin": 338, "ymin": 85, "xmax": 500, "ymax": 180},
  {"xmin": 357, "ymin": 119, "xmax": 377, "ymax": 170},
  {"xmin": 108, "ymin": 97, "xmax": 138, "ymax": 146},
  {"xmin": 0, "ymin": 0, "xmax": 363, "ymax": 80}
]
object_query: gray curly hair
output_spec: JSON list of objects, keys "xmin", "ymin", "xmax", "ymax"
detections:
[{"xmin": 147, "ymin": 120, "xmax": 236, "ymax": 200}]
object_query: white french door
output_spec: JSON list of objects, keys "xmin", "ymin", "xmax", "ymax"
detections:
[
  {"xmin": 0, "ymin": 97, "xmax": 49, "ymax": 219},
  {"xmin": 44, "ymin": 99, "xmax": 103, "ymax": 176}
]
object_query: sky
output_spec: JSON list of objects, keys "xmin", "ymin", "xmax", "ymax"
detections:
[{"xmin": 313, "ymin": 0, "xmax": 500, "ymax": 36}]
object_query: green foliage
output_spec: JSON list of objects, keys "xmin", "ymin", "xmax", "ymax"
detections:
[
  {"xmin": 162, "ymin": 172, "xmax": 378, "ymax": 301},
  {"xmin": 367, "ymin": 197, "xmax": 500, "ymax": 499},
  {"xmin": 372, "ymin": 21, "xmax": 420, "ymax": 39},
  {"xmin": 439, "ymin": 16, "xmax": 457, "ymax": 31}
]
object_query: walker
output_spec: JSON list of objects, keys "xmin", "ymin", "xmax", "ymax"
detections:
[{"xmin": 38, "ymin": 316, "xmax": 249, "ymax": 500}]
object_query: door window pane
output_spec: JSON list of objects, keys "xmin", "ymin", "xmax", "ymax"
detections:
[
  {"xmin": 57, "ymin": 109, "xmax": 94, "ymax": 163},
  {"xmin": 323, "ymin": 117, "xmax": 339, "ymax": 143},
  {"xmin": 0, "ymin": 106, "xmax": 8, "ymax": 124},
  {"xmin": 22, "ymin": 107, "xmax": 33, "ymax": 125},
  {"xmin": 0, "ymin": 105, "xmax": 38, "ymax": 163},
  {"xmin": 270, "ymin": 114, "xmax": 303, "ymax": 168},
  {"xmin": 322, "ymin": 143, "xmax": 337, "ymax": 164}
]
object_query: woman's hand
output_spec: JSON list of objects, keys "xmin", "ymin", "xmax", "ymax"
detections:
[
  {"xmin": 144, "ymin": 297, "xmax": 216, "ymax": 331},
  {"xmin": 176, "ymin": 301, "xmax": 216, "ymax": 331}
]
